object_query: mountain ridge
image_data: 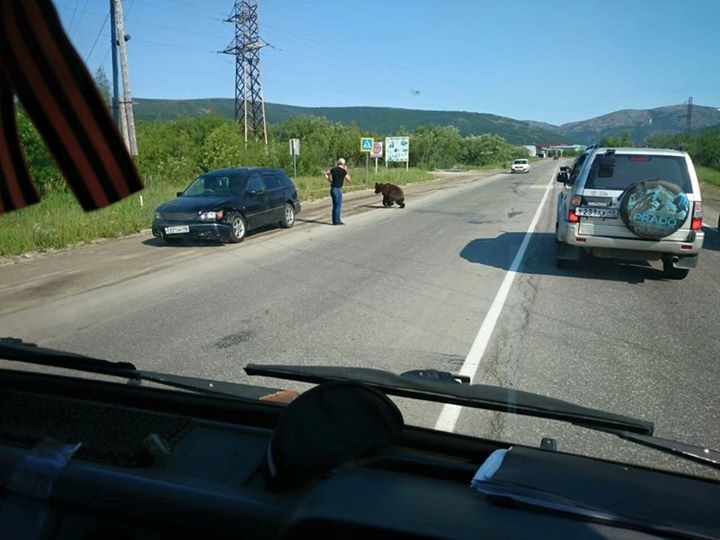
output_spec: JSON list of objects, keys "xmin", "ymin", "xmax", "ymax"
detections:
[{"xmin": 131, "ymin": 98, "xmax": 720, "ymax": 145}]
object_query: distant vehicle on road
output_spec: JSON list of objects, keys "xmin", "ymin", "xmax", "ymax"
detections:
[
  {"xmin": 152, "ymin": 167, "xmax": 301, "ymax": 244},
  {"xmin": 555, "ymin": 147, "xmax": 704, "ymax": 279},
  {"xmin": 510, "ymin": 159, "xmax": 530, "ymax": 173}
]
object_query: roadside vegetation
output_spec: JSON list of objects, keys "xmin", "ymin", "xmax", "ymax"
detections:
[{"xmin": 1, "ymin": 111, "xmax": 527, "ymax": 256}]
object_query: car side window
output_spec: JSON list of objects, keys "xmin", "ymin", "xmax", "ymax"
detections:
[
  {"xmin": 275, "ymin": 171, "xmax": 294, "ymax": 188},
  {"xmin": 569, "ymin": 153, "xmax": 588, "ymax": 183},
  {"xmin": 246, "ymin": 175, "xmax": 264, "ymax": 194},
  {"xmin": 262, "ymin": 173, "xmax": 282, "ymax": 191}
]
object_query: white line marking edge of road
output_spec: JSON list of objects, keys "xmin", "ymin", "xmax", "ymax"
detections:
[{"xmin": 434, "ymin": 170, "xmax": 557, "ymax": 432}]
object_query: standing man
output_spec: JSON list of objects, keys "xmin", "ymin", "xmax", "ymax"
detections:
[{"xmin": 324, "ymin": 158, "xmax": 351, "ymax": 225}]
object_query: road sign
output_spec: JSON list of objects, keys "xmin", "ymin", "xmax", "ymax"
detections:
[
  {"xmin": 360, "ymin": 137, "xmax": 374, "ymax": 152},
  {"xmin": 289, "ymin": 138, "xmax": 300, "ymax": 156},
  {"xmin": 370, "ymin": 141, "xmax": 383, "ymax": 158},
  {"xmin": 385, "ymin": 136, "xmax": 409, "ymax": 162}
]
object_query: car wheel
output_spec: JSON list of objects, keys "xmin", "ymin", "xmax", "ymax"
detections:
[
  {"xmin": 226, "ymin": 212, "xmax": 247, "ymax": 243},
  {"xmin": 280, "ymin": 203, "xmax": 295, "ymax": 228},
  {"xmin": 662, "ymin": 259, "xmax": 689, "ymax": 280}
]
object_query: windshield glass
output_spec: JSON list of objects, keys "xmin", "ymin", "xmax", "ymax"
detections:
[
  {"xmin": 182, "ymin": 174, "xmax": 247, "ymax": 197},
  {"xmin": 1, "ymin": 0, "xmax": 719, "ymax": 484}
]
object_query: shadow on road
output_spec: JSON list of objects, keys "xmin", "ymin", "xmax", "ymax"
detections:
[
  {"xmin": 296, "ymin": 218, "xmax": 334, "ymax": 225},
  {"xmin": 460, "ymin": 232, "xmax": 669, "ymax": 284},
  {"xmin": 702, "ymin": 226, "xmax": 720, "ymax": 251},
  {"xmin": 142, "ymin": 237, "xmax": 221, "ymax": 248},
  {"xmin": 142, "ymin": 224, "xmax": 285, "ymax": 248}
]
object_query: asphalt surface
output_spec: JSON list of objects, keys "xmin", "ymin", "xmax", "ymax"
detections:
[{"xmin": 1, "ymin": 160, "xmax": 719, "ymax": 480}]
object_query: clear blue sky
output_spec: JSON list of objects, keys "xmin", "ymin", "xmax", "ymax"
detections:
[{"xmin": 53, "ymin": 0, "xmax": 720, "ymax": 126}]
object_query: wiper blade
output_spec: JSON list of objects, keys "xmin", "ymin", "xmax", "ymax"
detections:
[
  {"xmin": 600, "ymin": 429, "xmax": 720, "ymax": 472},
  {"xmin": 244, "ymin": 364, "xmax": 654, "ymax": 435},
  {"xmin": 0, "ymin": 338, "xmax": 285, "ymax": 402}
]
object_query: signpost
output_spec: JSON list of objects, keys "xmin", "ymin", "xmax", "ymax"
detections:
[
  {"xmin": 289, "ymin": 138, "xmax": 300, "ymax": 179},
  {"xmin": 360, "ymin": 137, "xmax": 373, "ymax": 182},
  {"xmin": 370, "ymin": 141, "xmax": 383, "ymax": 174},
  {"xmin": 385, "ymin": 136, "xmax": 410, "ymax": 170}
]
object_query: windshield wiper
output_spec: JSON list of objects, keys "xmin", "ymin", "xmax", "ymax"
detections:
[
  {"xmin": 246, "ymin": 365, "xmax": 720, "ymax": 471},
  {"xmin": 0, "ymin": 338, "xmax": 284, "ymax": 402},
  {"xmin": 245, "ymin": 364, "xmax": 653, "ymax": 434}
]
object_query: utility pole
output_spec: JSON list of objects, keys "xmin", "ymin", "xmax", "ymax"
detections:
[
  {"xmin": 109, "ymin": 0, "xmax": 120, "ymax": 129},
  {"xmin": 221, "ymin": 0, "xmax": 268, "ymax": 145},
  {"xmin": 686, "ymin": 96, "xmax": 693, "ymax": 134},
  {"xmin": 113, "ymin": 0, "xmax": 137, "ymax": 156}
]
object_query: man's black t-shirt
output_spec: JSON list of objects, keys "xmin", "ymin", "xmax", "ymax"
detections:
[{"xmin": 329, "ymin": 167, "xmax": 347, "ymax": 188}]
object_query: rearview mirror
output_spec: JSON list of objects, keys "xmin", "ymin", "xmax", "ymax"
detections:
[
  {"xmin": 556, "ymin": 172, "xmax": 569, "ymax": 183},
  {"xmin": 176, "ymin": 191, "xmax": 183, "ymax": 197}
]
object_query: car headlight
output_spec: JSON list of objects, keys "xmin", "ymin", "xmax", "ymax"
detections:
[
  {"xmin": 154, "ymin": 211, "xmax": 162, "ymax": 219},
  {"xmin": 199, "ymin": 210, "xmax": 224, "ymax": 221}
]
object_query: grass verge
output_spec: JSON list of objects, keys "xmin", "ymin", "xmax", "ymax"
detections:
[
  {"xmin": 0, "ymin": 183, "xmax": 184, "ymax": 257},
  {"xmin": 0, "ymin": 168, "xmax": 434, "ymax": 257},
  {"xmin": 697, "ymin": 165, "xmax": 720, "ymax": 187}
]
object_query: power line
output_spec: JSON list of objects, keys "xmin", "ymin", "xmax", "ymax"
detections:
[
  {"xmin": 66, "ymin": 0, "xmax": 82, "ymax": 35},
  {"xmin": 69, "ymin": 0, "xmax": 91, "ymax": 38},
  {"xmin": 85, "ymin": 10, "xmax": 110, "ymax": 63},
  {"xmin": 129, "ymin": 0, "xmax": 224, "ymax": 21}
]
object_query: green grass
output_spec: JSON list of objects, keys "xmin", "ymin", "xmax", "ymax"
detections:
[
  {"xmin": 0, "ymin": 182, "xmax": 184, "ymax": 257},
  {"xmin": 697, "ymin": 165, "xmax": 720, "ymax": 187}
]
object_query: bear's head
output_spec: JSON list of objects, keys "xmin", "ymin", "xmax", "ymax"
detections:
[{"xmin": 374, "ymin": 183, "xmax": 384, "ymax": 194}]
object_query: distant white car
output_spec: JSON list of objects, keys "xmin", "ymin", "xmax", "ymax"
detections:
[{"xmin": 511, "ymin": 159, "xmax": 530, "ymax": 173}]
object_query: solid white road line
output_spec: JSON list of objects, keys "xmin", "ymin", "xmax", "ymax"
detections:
[{"xmin": 434, "ymin": 170, "xmax": 557, "ymax": 432}]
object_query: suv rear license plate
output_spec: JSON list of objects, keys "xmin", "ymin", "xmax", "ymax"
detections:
[
  {"xmin": 165, "ymin": 225, "xmax": 189, "ymax": 234},
  {"xmin": 575, "ymin": 207, "xmax": 618, "ymax": 218}
]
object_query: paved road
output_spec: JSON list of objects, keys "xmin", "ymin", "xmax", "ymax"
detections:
[{"xmin": 1, "ymin": 159, "xmax": 719, "ymax": 480}]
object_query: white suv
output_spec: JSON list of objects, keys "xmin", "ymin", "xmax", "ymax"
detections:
[
  {"xmin": 555, "ymin": 147, "xmax": 704, "ymax": 279},
  {"xmin": 511, "ymin": 159, "xmax": 530, "ymax": 173}
]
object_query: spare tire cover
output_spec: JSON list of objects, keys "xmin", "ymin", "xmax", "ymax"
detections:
[{"xmin": 619, "ymin": 179, "xmax": 690, "ymax": 239}]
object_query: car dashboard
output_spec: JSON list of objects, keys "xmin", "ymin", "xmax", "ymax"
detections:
[{"xmin": 0, "ymin": 368, "xmax": 718, "ymax": 540}]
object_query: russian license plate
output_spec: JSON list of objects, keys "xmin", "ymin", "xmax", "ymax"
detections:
[
  {"xmin": 575, "ymin": 207, "xmax": 618, "ymax": 218},
  {"xmin": 165, "ymin": 225, "xmax": 189, "ymax": 234}
]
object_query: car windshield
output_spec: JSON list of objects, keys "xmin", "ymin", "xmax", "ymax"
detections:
[
  {"xmin": 585, "ymin": 154, "xmax": 693, "ymax": 192},
  {"xmin": 182, "ymin": 174, "xmax": 248, "ymax": 197},
  {"xmin": 1, "ymin": 0, "xmax": 719, "ymax": 486}
]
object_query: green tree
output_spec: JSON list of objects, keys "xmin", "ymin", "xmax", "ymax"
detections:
[
  {"xmin": 599, "ymin": 131, "xmax": 634, "ymax": 147},
  {"xmin": 410, "ymin": 125, "xmax": 462, "ymax": 169},
  {"xmin": 16, "ymin": 110, "xmax": 63, "ymax": 194},
  {"xmin": 200, "ymin": 123, "xmax": 244, "ymax": 171},
  {"xmin": 94, "ymin": 66, "xmax": 111, "ymax": 106},
  {"xmin": 694, "ymin": 127, "xmax": 720, "ymax": 169}
]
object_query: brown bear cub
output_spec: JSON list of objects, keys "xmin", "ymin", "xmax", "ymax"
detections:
[{"xmin": 374, "ymin": 183, "xmax": 406, "ymax": 208}]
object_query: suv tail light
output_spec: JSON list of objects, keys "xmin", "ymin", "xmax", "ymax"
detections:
[
  {"xmin": 691, "ymin": 201, "xmax": 703, "ymax": 230},
  {"xmin": 568, "ymin": 195, "xmax": 582, "ymax": 223}
]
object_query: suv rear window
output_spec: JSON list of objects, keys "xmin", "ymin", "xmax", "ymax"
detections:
[{"xmin": 585, "ymin": 154, "xmax": 692, "ymax": 192}]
